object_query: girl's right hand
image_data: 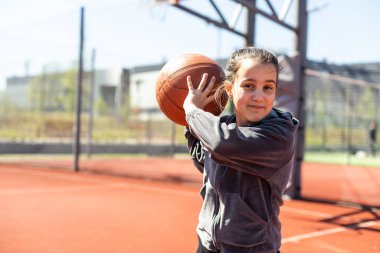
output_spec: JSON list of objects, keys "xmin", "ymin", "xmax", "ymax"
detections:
[{"xmin": 183, "ymin": 73, "xmax": 216, "ymax": 113}]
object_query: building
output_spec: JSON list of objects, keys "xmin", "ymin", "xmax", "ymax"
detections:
[
  {"xmin": 4, "ymin": 68, "xmax": 130, "ymax": 114},
  {"xmin": 4, "ymin": 76, "xmax": 33, "ymax": 108}
]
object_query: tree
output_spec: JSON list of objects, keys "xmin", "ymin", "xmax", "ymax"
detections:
[
  {"xmin": 60, "ymin": 68, "xmax": 77, "ymax": 113},
  {"xmin": 95, "ymin": 97, "xmax": 109, "ymax": 115},
  {"xmin": 28, "ymin": 67, "xmax": 90, "ymax": 113}
]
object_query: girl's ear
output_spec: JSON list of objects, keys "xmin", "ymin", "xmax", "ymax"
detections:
[{"xmin": 224, "ymin": 81, "xmax": 233, "ymax": 98}]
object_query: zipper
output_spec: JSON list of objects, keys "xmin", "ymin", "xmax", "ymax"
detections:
[
  {"xmin": 212, "ymin": 164, "xmax": 227, "ymax": 250},
  {"xmin": 212, "ymin": 192, "xmax": 220, "ymax": 249},
  {"xmin": 212, "ymin": 164, "xmax": 220, "ymax": 249}
]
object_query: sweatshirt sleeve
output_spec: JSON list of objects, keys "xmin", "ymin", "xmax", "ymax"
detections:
[
  {"xmin": 184, "ymin": 127, "xmax": 205, "ymax": 173},
  {"xmin": 185, "ymin": 108, "xmax": 297, "ymax": 179}
]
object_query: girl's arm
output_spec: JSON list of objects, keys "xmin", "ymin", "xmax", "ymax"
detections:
[{"xmin": 186, "ymin": 108, "xmax": 298, "ymax": 179}]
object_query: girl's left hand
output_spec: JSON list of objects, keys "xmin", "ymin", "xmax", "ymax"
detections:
[{"xmin": 183, "ymin": 73, "xmax": 216, "ymax": 113}]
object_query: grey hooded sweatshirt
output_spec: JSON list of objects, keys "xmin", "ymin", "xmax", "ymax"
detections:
[{"xmin": 185, "ymin": 108, "xmax": 299, "ymax": 253}]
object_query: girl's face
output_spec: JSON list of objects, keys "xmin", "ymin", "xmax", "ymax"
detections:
[{"xmin": 225, "ymin": 59, "xmax": 277, "ymax": 126}]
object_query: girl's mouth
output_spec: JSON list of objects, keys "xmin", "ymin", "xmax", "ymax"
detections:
[{"xmin": 249, "ymin": 105, "xmax": 265, "ymax": 110}]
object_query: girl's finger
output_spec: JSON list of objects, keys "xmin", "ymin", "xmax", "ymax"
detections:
[
  {"xmin": 204, "ymin": 95, "xmax": 214, "ymax": 105},
  {"xmin": 204, "ymin": 76, "xmax": 216, "ymax": 95},
  {"xmin": 187, "ymin": 76, "xmax": 194, "ymax": 91},
  {"xmin": 198, "ymin": 73, "xmax": 208, "ymax": 91}
]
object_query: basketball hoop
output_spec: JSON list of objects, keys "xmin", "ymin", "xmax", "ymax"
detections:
[{"xmin": 156, "ymin": 0, "xmax": 180, "ymax": 4}]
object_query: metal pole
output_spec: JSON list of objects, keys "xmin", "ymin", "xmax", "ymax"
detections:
[
  {"xmin": 229, "ymin": 0, "xmax": 257, "ymax": 114},
  {"xmin": 87, "ymin": 48, "xmax": 96, "ymax": 159},
  {"xmin": 292, "ymin": 0, "xmax": 307, "ymax": 199},
  {"xmin": 73, "ymin": 6, "xmax": 85, "ymax": 172},
  {"xmin": 246, "ymin": 0, "xmax": 256, "ymax": 46}
]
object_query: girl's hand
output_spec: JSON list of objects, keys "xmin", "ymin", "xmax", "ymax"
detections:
[{"xmin": 183, "ymin": 73, "xmax": 216, "ymax": 113}]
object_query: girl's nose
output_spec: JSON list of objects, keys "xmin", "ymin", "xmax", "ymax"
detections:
[{"xmin": 251, "ymin": 90, "xmax": 264, "ymax": 101}]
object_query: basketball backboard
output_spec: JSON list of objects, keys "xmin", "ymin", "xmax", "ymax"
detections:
[{"xmin": 156, "ymin": 0, "xmax": 181, "ymax": 4}]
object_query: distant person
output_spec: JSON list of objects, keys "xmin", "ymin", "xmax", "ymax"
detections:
[
  {"xmin": 369, "ymin": 120, "xmax": 377, "ymax": 157},
  {"xmin": 184, "ymin": 47, "xmax": 299, "ymax": 253}
]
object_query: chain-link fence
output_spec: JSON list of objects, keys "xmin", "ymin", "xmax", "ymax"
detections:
[
  {"xmin": 305, "ymin": 69, "xmax": 379, "ymax": 153},
  {"xmin": 2, "ymin": 60, "xmax": 378, "ymax": 154},
  {"xmin": 302, "ymin": 68, "xmax": 380, "ymax": 208}
]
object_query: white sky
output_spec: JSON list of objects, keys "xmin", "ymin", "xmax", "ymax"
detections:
[{"xmin": 1, "ymin": 0, "xmax": 379, "ymax": 90}]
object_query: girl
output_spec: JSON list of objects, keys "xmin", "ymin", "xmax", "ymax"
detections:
[{"xmin": 184, "ymin": 47, "xmax": 299, "ymax": 253}]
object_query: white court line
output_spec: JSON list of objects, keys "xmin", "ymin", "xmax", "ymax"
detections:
[{"xmin": 282, "ymin": 221, "xmax": 378, "ymax": 244}]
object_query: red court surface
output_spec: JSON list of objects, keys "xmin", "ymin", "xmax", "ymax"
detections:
[{"xmin": 1, "ymin": 160, "xmax": 379, "ymax": 253}]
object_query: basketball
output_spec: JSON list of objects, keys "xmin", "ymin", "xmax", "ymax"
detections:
[{"xmin": 156, "ymin": 53, "xmax": 227, "ymax": 126}]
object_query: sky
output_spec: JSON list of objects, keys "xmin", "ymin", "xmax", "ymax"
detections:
[{"xmin": 1, "ymin": 0, "xmax": 379, "ymax": 91}]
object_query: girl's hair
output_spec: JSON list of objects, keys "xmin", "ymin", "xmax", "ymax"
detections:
[{"xmin": 214, "ymin": 47, "xmax": 279, "ymax": 110}]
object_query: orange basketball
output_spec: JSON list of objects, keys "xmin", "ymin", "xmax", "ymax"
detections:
[{"xmin": 156, "ymin": 54, "xmax": 227, "ymax": 126}]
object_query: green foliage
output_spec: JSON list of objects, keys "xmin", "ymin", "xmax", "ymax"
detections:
[
  {"xmin": 356, "ymin": 88, "xmax": 376, "ymax": 119},
  {"xmin": 95, "ymin": 97, "xmax": 109, "ymax": 115},
  {"xmin": 0, "ymin": 110, "xmax": 186, "ymax": 145},
  {"xmin": 27, "ymin": 67, "xmax": 92, "ymax": 113},
  {"xmin": 0, "ymin": 93, "xmax": 21, "ymax": 114},
  {"xmin": 28, "ymin": 75, "xmax": 42, "ymax": 111},
  {"xmin": 119, "ymin": 95, "xmax": 132, "ymax": 121},
  {"xmin": 29, "ymin": 71, "xmax": 67, "ymax": 111},
  {"xmin": 60, "ymin": 68, "xmax": 77, "ymax": 112}
]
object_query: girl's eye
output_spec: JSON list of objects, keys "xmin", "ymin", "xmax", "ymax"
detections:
[
  {"xmin": 264, "ymin": 85, "xmax": 275, "ymax": 92},
  {"xmin": 242, "ymin": 83, "xmax": 255, "ymax": 89},
  {"xmin": 264, "ymin": 86, "xmax": 273, "ymax": 91}
]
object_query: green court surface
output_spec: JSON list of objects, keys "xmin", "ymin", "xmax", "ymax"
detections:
[
  {"xmin": 1, "ymin": 151, "xmax": 379, "ymax": 168},
  {"xmin": 304, "ymin": 151, "xmax": 380, "ymax": 167}
]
